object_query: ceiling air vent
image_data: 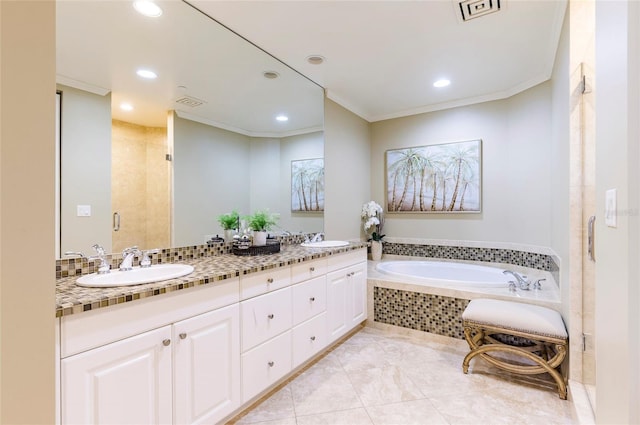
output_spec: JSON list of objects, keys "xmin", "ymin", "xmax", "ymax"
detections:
[
  {"xmin": 175, "ymin": 95, "xmax": 206, "ymax": 108},
  {"xmin": 457, "ymin": 0, "xmax": 501, "ymax": 21}
]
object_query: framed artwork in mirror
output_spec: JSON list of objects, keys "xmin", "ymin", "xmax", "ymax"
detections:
[
  {"xmin": 291, "ymin": 158, "xmax": 324, "ymax": 212},
  {"xmin": 385, "ymin": 139, "xmax": 482, "ymax": 213}
]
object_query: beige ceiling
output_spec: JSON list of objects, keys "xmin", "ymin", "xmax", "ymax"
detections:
[{"xmin": 190, "ymin": 0, "xmax": 567, "ymax": 122}]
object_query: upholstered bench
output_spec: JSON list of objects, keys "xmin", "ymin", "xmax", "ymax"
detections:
[{"xmin": 461, "ymin": 299, "xmax": 568, "ymax": 399}]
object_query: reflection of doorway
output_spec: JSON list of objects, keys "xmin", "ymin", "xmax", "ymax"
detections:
[{"xmin": 111, "ymin": 120, "xmax": 171, "ymax": 252}]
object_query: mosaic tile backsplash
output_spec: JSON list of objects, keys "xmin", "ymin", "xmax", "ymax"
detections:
[
  {"xmin": 56, "ymin": 234, "xmax": 311, "ymax": 279},
  {"xmin": 374, "ymin": 286, "xmax": 471, "ymax": 339}
]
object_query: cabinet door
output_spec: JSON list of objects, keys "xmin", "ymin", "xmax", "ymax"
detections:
[
  {"xmin": 348, "ymin": 262, "xmax": 367, "ymax": 328},
  {"xmin": 326, "ymin": 269, "xmax": 349, "ymax": 343},
  {"xmin": 292, "ymin": 312, "xmax": 327, "ymax": 368},
  {"xmin": 61, "ymin": 326, "xmax": 172, "ymax": 425},
  {"xmin": 173, "ymin": 304, "xmax": 240, "ymax": 425}
]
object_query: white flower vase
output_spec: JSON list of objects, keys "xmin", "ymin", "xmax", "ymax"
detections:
[
  {"xmin": 253, "ymin": 231, "xmax": 267, "ymax": 246},
  {"xmin": 370, "ymin": 240, "xmax": 383, "ymax": 261},
  {"xmin": 224, "ymin": 229, "xmax": 234, "ymax": 242}
]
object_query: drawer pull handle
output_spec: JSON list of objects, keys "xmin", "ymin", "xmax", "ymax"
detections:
[
  {"xmin": 310, "ymin": 267, "xmax": 315, "ymax": 272},
  {"xmin": 310, "ymin": 336, "xmax": 316, "ymax": 341},
  {"xmin": 268, "ymin": 361, "xmax": 275, "ymax": 367},
  {"xmin": 179, "ymin": 333, "xmax": 187, "ymax": 340},
  {"xmin": 267, "ymin": 278, "xmax": 274, "ymax": 284},
  {"xmin": 268, "ymin": 313, "xmax": 275, "ymax": 319},
  {"xmin": 309, "ymin": 297, "xmax": 316, "ymax": 302},
  {"xmin": 162, "ymin": 339, "xmax": 171, "ymax": 347}
]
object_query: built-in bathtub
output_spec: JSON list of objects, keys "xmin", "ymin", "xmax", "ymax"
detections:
[
  {"xmin": 376, "ymin": 260, "xmax": 513, "ymax": 288},
  {"xmin": 367, "ymin": 257, "xmax": 561, "ymax": 340}
]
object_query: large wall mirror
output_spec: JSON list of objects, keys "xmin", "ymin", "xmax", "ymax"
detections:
[{"xmin": 56, "ymin": 0, "xmax": 324, "ymax": 257}]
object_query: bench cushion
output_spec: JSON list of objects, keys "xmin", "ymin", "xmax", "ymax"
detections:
[{"xmin": 462, "ymin": 299, "xmax": 567, "ymax": 339}]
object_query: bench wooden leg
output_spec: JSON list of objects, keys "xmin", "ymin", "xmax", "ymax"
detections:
[{"xmin": 463, "ymin": 326, "xmax": 567, "ymax": 400}]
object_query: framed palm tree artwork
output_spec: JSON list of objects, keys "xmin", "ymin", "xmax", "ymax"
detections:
[
  {"xmin": 385, "ymin": 139, "xmax": 482, "ymax": 213},
  {"xmin": 291, "ymin": 158, "xmax": 325, "ymax": 212}
]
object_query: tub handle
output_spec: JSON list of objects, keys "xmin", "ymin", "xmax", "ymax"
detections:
[{"xmin": 588, "ymin": 215, "xmax": 596, "ymax": 262}]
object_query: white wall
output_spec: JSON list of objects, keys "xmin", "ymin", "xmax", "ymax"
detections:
[
  {"xmin": 279, "ymin": 131, "xmax": 324, "ymax": 234},
  {"xmin": 324, "ymin": 98, "xmax": 371, "ymax": 240},
  {"xmin": 370, "ymin": 83, "xmax": 553, "ymax": 247},
  {"xmin": 58, "ymin": 85, "xmax": 112, "ymax": 254},
  {"xmin": 594, "ymin": 1, "xmax": 640, "ymax": 422},
  {"xmin": 173, "ymin": 115, "xmax": 251, "ymax": 245},
  {"xmin": 0, "ymin": 1, "xmax": 56, "ymax": 422}
]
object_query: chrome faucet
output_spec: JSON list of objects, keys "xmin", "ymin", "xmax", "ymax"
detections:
[
  {"xmin": 140, "ymin": 248, "xmax": 160, "ymax": 268},
  {"xmin": 503, "ymin": 270, "xmax": 530, "ymax": 290},
  {"xmin": 88, "ymin": 244, "xmax": 110, "ymax": 274},
  {"xmin": 311, "ymin": 232, "xmax": 324, "ymax": 243},
  {"xmin": 120, "ymin": 246, "xmax": 142, "ymax": 271}
]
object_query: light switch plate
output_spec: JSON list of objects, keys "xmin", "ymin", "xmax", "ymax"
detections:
[
  {"xmin": 77, "ymin": 205, "xmax": 91, "ymax": 217},
  {"xmin": 605, "ymin": 189, "xmax": 617, "ymax": 228}
]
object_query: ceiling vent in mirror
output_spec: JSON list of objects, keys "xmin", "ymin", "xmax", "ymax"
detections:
[
  {"xmin": 175, "ymin": 95, "xmax": 206, "ymax": 108},
  {"xmin": 457, "ymin": 0, "xmax": 501, "ymax": 21}
]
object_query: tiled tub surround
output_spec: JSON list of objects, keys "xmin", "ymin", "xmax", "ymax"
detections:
[
  {"xmin": 366, "ymin": 240, "xmax": 562, "ymax": 340},
  {"xmin": 56, "ymin": 240, "xmax": 366, "ymax": 317}
]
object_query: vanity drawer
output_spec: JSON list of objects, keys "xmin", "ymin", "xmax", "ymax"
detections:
[
  {"xmin": 292, "ymin": 276, "xmax": 327, "ymax": 326},
  {"xmin": 291, "ymin": 258, "xmax": 327, "ymax": 284},
  {"xmin": 327, "ymin": 248, "xmax": 367, "ymax": 272},
  {"xmin": 292, "ymin": 312, "xmax": 327, "ymax": 369},
  {"xmin": 241, "ymin": 330, "xmax": 292, "ymax": 403},
  {"xmin": 241, "ymin": 287, "xmax": 292, "ymax": 351},
  {"xmin": 240, "ymin": 267, "xmax": 291, "ymax": 300}
]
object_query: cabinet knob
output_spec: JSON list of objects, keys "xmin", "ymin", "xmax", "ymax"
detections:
[
  {"xmin": 268, "ymin": 361, "xmax": 275, "ymax": 367},
  {"xmin": 162, "ymin": 339, "xmax": 171, "ymax": 346},
  {"xmin": 268, "ymin": 313, "xmax": 275, "ymax": 319},
  {"xmin": 310, "ymin": 267, "xmax": 315, "ymax": 272},
  {"xmin": 179, "ymin": 333, "xmax": 187, "ymax": 340},
  {"xmin": 309, "ymin": 297, "xmax": 316, "ymax": 302},
  {"xmin": 267, "ymin": 278, "xmax": 274, "ymax": 284},
  {"xmin": 310, "ymin": 336, "xmax": 316, "ymax": 341}
]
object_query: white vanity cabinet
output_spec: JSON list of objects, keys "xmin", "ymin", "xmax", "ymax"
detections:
[
  {"xmin": 58, "ymin": 247, "xmax": 368, "ymax": 424},
  {"xmin": 326, "ymin": 250, "xmax": 367, "ymax": 343},
  {"xmin": 60, "ymin": 280, "xmax": 241, "ymax": 425}
]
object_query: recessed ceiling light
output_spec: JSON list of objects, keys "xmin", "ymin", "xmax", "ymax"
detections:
[
  {"xmin": 120, "ymin": 103, "xmax": 134, "ymax": 111},
  {"xmin": 133, "ymin": 1, "xmax": 163, "ymax": 17},
  {"xmin": 306, "ymin": 55, "xmax": 325, "ymax": 65},
  {"xmin": 433, "ymin": 79, "xmax": 451, "ymax": 88},
  {"xmin": 263, "ymin": 71, "xmax": 280, "ymax": 79},
  {"xmin": 276, "ymin": 115, "xmax": 289, "ymax": 122},
  {"xmin": 136, "ymin": 69, "xmax": 157, "ymax": 79}
]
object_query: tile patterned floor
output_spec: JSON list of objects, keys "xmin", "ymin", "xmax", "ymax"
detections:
[{"xmin": 229, "ymin": 327, "xmax": 576, "ymax": 425}]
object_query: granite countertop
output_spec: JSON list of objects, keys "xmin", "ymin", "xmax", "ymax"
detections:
[{"xmin": 56, "ymin": 242, "xmax": 367, "ymax": 318}]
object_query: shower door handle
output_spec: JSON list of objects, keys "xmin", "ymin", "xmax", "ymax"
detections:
[
  {"xmin": 113, "ymin": 212, "xmax": 120, "ymax": 232},
  {"xmin": 588, "ymin": 215, "xmax": 595, "ymax": 262}
]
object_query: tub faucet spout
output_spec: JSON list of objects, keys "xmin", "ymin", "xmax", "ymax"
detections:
[{"xmin": 503, "ymin": 270, "xmax": 530, "ymax": 290}]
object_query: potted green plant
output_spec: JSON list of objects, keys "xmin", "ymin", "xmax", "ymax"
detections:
[
  {"xmin": 217, "ymin": 210, "xmax": 239, "ymax": 241},
  {"xmin": 245, "ymin": 209, "xmax": 279, "ymax": 246}
]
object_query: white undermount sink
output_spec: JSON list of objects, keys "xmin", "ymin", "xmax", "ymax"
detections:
[
  {"xmin": 76, "ymin": 264, "xmax": 194, "ymax": 288},
  {"xmin": 300, "ymin": 240, "xmax": 350, "ymax": 248}
]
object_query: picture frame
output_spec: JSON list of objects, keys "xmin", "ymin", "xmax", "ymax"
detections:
[
  {"xmin": 291, "ymin": 158, "xmax": 324, "ymax": 212},
  {"xmin": 385, "ymin": 139, "xmax": 482, "ymax": 213}
]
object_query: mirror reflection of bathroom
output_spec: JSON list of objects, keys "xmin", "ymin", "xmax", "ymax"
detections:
[{"xmin": 55, "ymin": 0, "xmax": 324, "ymax": 256}]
